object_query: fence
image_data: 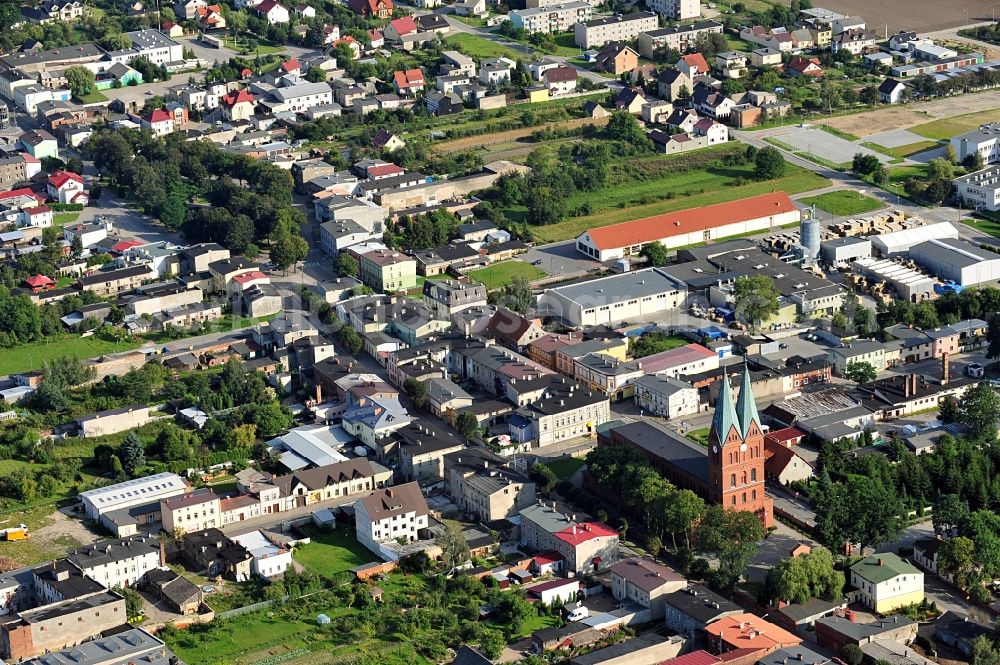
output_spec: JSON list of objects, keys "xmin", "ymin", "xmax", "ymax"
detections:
[{"xmin": 216, "ymin": 596, "xmax": 289, "ymax": 619}]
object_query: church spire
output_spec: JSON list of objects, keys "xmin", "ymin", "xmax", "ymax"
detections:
[
  {"xmin": 736, "ymin": 362, "xmax": 760, "ymax": 437},
  {"xmin": 711, "ymin": 371, "xmax": 739, "ymax": 441}
]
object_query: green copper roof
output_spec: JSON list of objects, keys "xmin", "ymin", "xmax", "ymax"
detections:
[
  {"xmin": 850, "ymin": 552, "xmax": 919, "ymax": 584},
  {"xmin": 711, "ymin": 371, "xmax": 739, "ymax": 442},
  {"xmin": 736, "ymin": 363, "xmax": 761, "ymax": 437}
]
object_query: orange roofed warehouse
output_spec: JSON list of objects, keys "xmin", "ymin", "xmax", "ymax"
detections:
[{"xmin": 575, "ymin": 192, "xmax": 801, "ymax": 261}]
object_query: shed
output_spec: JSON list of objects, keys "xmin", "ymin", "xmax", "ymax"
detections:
[{"xmin": 317, "ymin": 613, "xmax": 331, "ymax": 625}]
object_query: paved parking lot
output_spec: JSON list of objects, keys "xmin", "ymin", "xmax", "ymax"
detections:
[
  {"xmin": 863, "ymin": 128, "xmax": 929, "ymax": 148},
  {"xmin": 520, "ymin": 240, "xmax": 600, "ymax": 277},
  {"xmin": 770, "ymin": 126, "xmax": 891, "ymax": 165}
]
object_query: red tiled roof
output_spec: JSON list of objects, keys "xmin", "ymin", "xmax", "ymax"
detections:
[
  {"xmin": 21, "ymin": 153, "xmax": 39, "ymax": 163},
  {"xmin": 532, "ymin": 551, "xmax": 564, "ymax": 565},
  {"xmin": 233, "ymin": 270, "xmax": 268, "ymax": 284},
  {"xmin": 0, "ymin": 188, "xmax": 44, "ymax": 203},
  {"xmin": 635, "ymin": 343, "xmax": 717, "ymax": 374},
  {"xmin": 681, "ymin": 53, "xmax": 709, "ymax": 72},
  {"xmin": 389, "ymin": 16, "xmax": 417, "ymax": 34},
  {"xmin": 393, "ymin": 68, "xmax": 424, "ymax": 89},
  {"xmin": 222, "ymin": 89, "xmax": 255, "ymax": 106},
  {"xmin": 764, "ymin": 441, "xmax": 803, "ymax": 477},
  {"xmin": 582, "ymin": 192, "xmax": 796, "ymax": 250},
  {"xmin": 554, "ymin": 521, "xmax": 617, "ymax": 546},
  {"xmin": 24, "ymin": 274, "xmax": 53, "ymax": 288},
  {"xmin": 281, "ymin": 58, "xmax": 301, "ymax": 72},
  {"xmin": 25, "ymin": 205, "xmax": 50, "ymax": 214},
  {"xmin": 147, "ymin": 109, "xmax": 171, "ymax": 123},
  {"xmin": 705, "ymin": 613, "xmax": 801, "ymax": 651},
  {"xmin": 255, "ymin": 0, "xmax": 283, "ymax": 13},
  {"xmin": 528, "ymin": 578, "xmax": 579, "ymax": 594},
  {"xmin": 664, "ymin": 651, "xmax": 722, "ymax": 665},
  {"xmin": 766, "ymin": 426, "xmax": 806, "ymax": 443},
  {"xmin": 48, "ymin": 170, "xmax": 83, "ymax": 189},
  {"xmin": 543, "ymin": 66, "xmax": 577, "ymax": 83},
  {"xmin": 111, "ymin": 239, "xmax": 143, "ymax": 253},
  {"xmin": 367, "ymin": 163, "xmax": 403, "ymax": 177}
]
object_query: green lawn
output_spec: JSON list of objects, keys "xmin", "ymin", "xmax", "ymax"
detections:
[
  {"xmin": 550, "ymin": 32, "xmax": 584, "ymax": 56},
  {"xmin": 466, "ymin": 261, "xmax": 547, "ymax": 290},
  {"xmin": 884, "ymin": 164, "xmax": 928, "ymax": 196},
  {"xmin": 686, "ymin": 427, "xmax": 711, "ymax": 447},
  {"xmin": 450, "ymin": 14, "xmax": 488, "ymax": 28},
  {"xmin": 52, "ymin": 212, "xmax": 81, "ymax": 226},
  {"xmin": 817, "ymin": 124, "xmax": 860, "ymax": 141},
  {"xmin": 910, "ymin": 109, "xmax": 1000, "ymax": 140},
  {"xmin": 525, "ymin": 148, "xmax": 830, "ymax": 243},
  {"xmin": 223, "ymin": 35, "xmax": 285, "ymax": 55},
  {"xmin": 0, "ymin": 333, "xmax": 140, "ymax": 375},
  {"xmin": 545, "ymin": 457, "xmax": 585, "ymax": 481},
  {"xmin": 444, "ymin": 33, "xmax": 527, "ymax": 60},
  {"xmin": 293, "ymin": 526, "xmax": 377, "ymax": 576},
  {"xmin": 800, "ymin": 191, "xmax": 887, "ymax": 216},
  {"xmin": 964, "ymin": 215, "xmax": 1000, "ymax": 238},
  {"xmin": 860, "ymin": 140, "xmax": 941, "ymax": 158},
  {"xmin": 74, "ymin": 90, "xmax": 109, "ymax": 104}
]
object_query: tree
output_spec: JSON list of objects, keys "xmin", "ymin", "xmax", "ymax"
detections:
[
  {"xmin": 270, "ymin": 222, "xmax": 309, "ymax": 273},
  {"xmin": 639, "ymin": 241, "xmax": 669, "ymax": 266},
  {"xmin": 661, "ymin": 488, "xmax": 705, "ymax": 549},
  {"xmin": 987, "ymin": 313, "xmax": 1000, "ymax": 359},
  {"xmin": 456, "ymin": 411, "xmax": 480, "ymax": 440},
  {"xmin": 844, "ymin": 361, "xmax": 877, "ymax": 386},
  {"xmin": 438, "ymin": 521, "xmax": 471, "ymax": 569},
  {"xmin": 529, "ymin": 462, "xmax": 558, "ymax": 493},
  {"xmin": 732, "ymin": 274, "xmax": 780, "ymax": 330},
  {"xmin": 972, "ymin": 635, "xmax": 1000, "ymax": 665},
  {"xmin": 111, "ymin": 454, "xmax": 125, "ymax": 480},
  {"xmin": 842, "ymin": 644, "xmax": 864, "ymax": 665},
  {"xmin": 938, "ymin": 536, "xmax": 975, "ymax": 588},
  {"xmin": 754, "ymin": 146, "xmax": 785, "ymax": 180},
  {"xmin": 114, "ymin": 585, "xmax": 144, "ymax": 620},
  {"xmin": 65, "ymin": 65, "xmax": 96, "ymax": 98},
  {"xmin": 336, "ymin": 325, "xmax": 363, "ymax": 355},
  {"xmin": 959, "ymin": 382, "xmax": 1000, "ymax": 440},
  {"xmin": 696, "ymin": 507, "xmax": 764, "ymax": 589},
  {"xmin": 493, "ymin": 275, "xmax": 532, "ymax": 315},
  {"xmin": 814, "ymin": 476, "xmax": 903, "ymax": 551},
  {"xmin": 646, "ymin": 534, "xmax": 662, "ymax": 557},
  {"xmin": 119, "ymin": 432, "xmax": 145, "ymax": 477},
  {"xmin": 932, "ymin": 493, "xmax": 968, "ymax": 536},
  {"xmin": 765, "ymin": 547, "xmax": 844, "ymax": 604},
  {"xmin": 306, "ymin": 67, "xmax": 327, "ymax": 83},
  {"xmin": 99, "ymin": 33, "xmax": 133, "ymax": 51},
  {"xmin": 404, "ymin": 378, "xmax": 428, "ymax": 409},
  {"xmin": 604, "ymin": 110, "xmax": 651, "ymax": 150},
  {"xmin": 335, "ymin": 253, "xmax": 359, "ymax": 278}
]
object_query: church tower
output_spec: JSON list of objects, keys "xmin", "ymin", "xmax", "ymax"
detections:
[{"xmin": 707, "ymin": 365, "xmax": 772, "ymax": 527}]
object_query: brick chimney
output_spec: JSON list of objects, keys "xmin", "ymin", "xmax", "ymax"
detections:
[{"xmin": 941, "ymin": 352, "xmax": 950, "ymax": 385}]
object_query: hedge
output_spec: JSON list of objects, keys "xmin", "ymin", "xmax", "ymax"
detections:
[{"xmin": 49, "ymin": 203, "xmax": 85, "ymax": 211}]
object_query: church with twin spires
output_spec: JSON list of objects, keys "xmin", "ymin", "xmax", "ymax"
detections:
[{"xmin": 600, "ymin": 364, "xmax": 773, "ymax": 528}]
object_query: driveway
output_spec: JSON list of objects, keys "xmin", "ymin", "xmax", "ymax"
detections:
[{"xmin": 520, "ymin": 240, "xmax": 600, "ymax": 277}]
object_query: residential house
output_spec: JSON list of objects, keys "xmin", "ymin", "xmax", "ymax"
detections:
[
  {"xmin": 676, "ymin": 52, "xmax": 709, "ymax": 78},
  {"xmin": 716, "ymin": 51, "xmax": 747, "ymax": 78},
  {"xmin": 595, "ymin": 43, "xmax": 638, "ymax": 76},
  {"xmin": 393, "ymin": 68, "xmax": 425, "ymax": 95},
  {"xmin": 221, "ymin": 89, "xmax": 256, "ymax": 120},
  {"xmin": 65, "ymin": 535, "xmax": 162, "ymax": 589},
  {"xmin": 519, "ymin": 503, "xmax": 619, "ymax": 573},
  {"xmin": 664, "ymin": 584, "xmax": 743, "ymax": 639},
  {"xmin": 832, "ymin": 28, "xmax": 877, "ymax": 55},
  {"xmin": 750, "ymin": 47, "xmax": 782, "ymax": 67},
  {"xmin": 180, "ymin": 528, "xmax": 252, "ymax": 580},
  {"xmin": 658, "ymin": 68, "xmax": 693, "ymax": 101},
  {"xmin": 160, "ymin": 487, "xmax": 221, "ymax": 533},
  {"xmin": 542, "ymin": 66, "xmax": 578, "ymax": 95},
  {"xmin": 479, "ymin": 57, "xmax": 516, "ymax": 84},
  {"xmin": 879, "ymin": 78, "xmax": 907, "ymax": 104},
  {"xmin": 358, "ymin": 249, "xmax": 416, "ymax": 293},
  {"xmin": 354, "ymin": 482, "xmax": 429, "ymax": 555},
  {"xmin": 787, "ymin": 56, "xmax": 823, "ymax": 77},
  {"xmin": 615, "ymin": 86, "xmax": 654, "ymax": 114},
  {"xmin": 849, "ymin": 553, "xmax": 923, "ymax": 614},
  {"xmin": 254, "ymin": 0, "xmax": 290, "ymax": 22},
  {"xmin": 46, "ymin": 171, "xmax": 86, "ymax": 205},
  {"xmin": 444, "ymin": 448, "xmax": 536, "ymax": 521},
  {"xmin": 634, "ymin": 374, "xmax": 700, "ymax": 419},
  {"xmin": 705, "ymin": 613, "xmax": 802, "ymax": 655},
  {"xmin": 609, "ymin": 557, "xmax": 686, "ymax": 619},
  {"xmin": 934, "ymin": 612, "xmax": 994, "ymax": 659},
  {"xmin": 814, "ymin": 615, "xmax": 917, "ymax": 653}
]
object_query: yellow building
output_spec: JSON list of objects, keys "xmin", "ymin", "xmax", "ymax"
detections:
[
  {"xmin": 358, "ymin": 248, "xmax": 417, "ymax": 293},
  {"xmin": 527, "ymin": 85, "xmax": 550, "ymax": 103},
  {"xmin": 850, "ymin": 553, "xmax": 924, "ymax": 614}
]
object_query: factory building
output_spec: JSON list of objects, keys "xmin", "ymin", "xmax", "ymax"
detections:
[
  {"xmin": 851, "ymin": 258, "xmax": 936, "ymax": 302},
  {"xmin": 869, "ymin": 222, "xmax": 959, "ymax": 257},
  {"xmin": 909, "ymin": 238, "xmax": 1000, "ymax": 287}
]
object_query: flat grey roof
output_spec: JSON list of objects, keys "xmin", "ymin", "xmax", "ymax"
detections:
[
  {"xmin": 545, "ymin": 267, "xmax": 684, "ymax": 306},
  {"xmin": 911, "ymin": 238, "xmax": 998, "ymax": 269}
]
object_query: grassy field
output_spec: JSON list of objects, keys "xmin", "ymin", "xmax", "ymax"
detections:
[
  {"xmin": 443, "ymin": 33, "xmax": 527, "ymax": 60},
  {"xmin": 0, "ymin": 333, "xmax": 140, "ymax": 375},
  {"xmin": 885, "ymin": 164, "xmax": 928, "ymax": 196},
  {"xmin": 293, "ymin": 526, "xmax": 377, "ymax": 576},
  {"xmin": 964, "ymin": 215, "xmax": 1000, "ymax": 238},
  {"xmin": 52, "ymin": 212, "xmax": 81, "ymax": 226},
  {"xmin": 818, "ymin": 124, "xmax": 860, "ymax": 141},
  {"xmin": 686, "ymin": 427, "xmax": 711, "ymax": 447},
  {"xmin": 861, "ymin": 140, "xmax": 941, "ymax": 158},
  {"xmin": 520, "ymin": 149, "xmax": 830, "ymax": 243},
  {"xmin": 74, "ymin": 91, "xmax": 109, "ymax": 104},
  {"xmin": 466, "ymin": 261, "xmax": 547, "ymax": 290},
  {"xmin": 550, "ymin": 32, "xmax": 584, "ymax": 57},
  {"xmin": 800, "ymin": 191, "xmax": 887, "ymax": 216},
  {"xmin": 545, "ymin": 456, "xmax": 585, "ymax": 481},
  {"xmin": 223, "ymin": 35, "xmax": 286, "ymax": 55},
  {"xmin": 910, "ymin": 108, "xmax": 1000, "ymax": 140}
]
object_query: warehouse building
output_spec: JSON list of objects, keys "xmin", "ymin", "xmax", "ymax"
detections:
[
  {"xmin": 536, "ymin": 267, "xmax": 686, "ymax": 327},
  {"xmin": 851, "ymin": 257, "xmax": 937, "ymax": 302},
  {"xmin": 953, "ymin": 165, "xmax": 1000, "ymax": 211},
  {"xmin": 909, "ymin": 238, "xmax": 1000, "ymax": 287},
  {"xmin": 821, "ymin": 237, "xmax": 872, "ymax": 265},
  {"xmin": 575, "ymin": 192, "xmax": 800, "ymax": 262},
  {"xmin": 869, "ymin": 222, "xmax": 959, "ymax": 257},
  {"xmin": 80, "ymin": 472, "xmax": 188, "ymax": 521}
]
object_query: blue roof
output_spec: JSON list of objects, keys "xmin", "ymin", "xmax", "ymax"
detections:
[{"xmin": 711, "ymin": 372, "xmax": 739, "ymax": 443}]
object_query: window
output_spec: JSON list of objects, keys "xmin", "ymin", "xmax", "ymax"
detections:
[
  {"xmin": 730, "ymin": 474, "xmax": 736, "ymax": 488},
  {"xmin": 751, "ymin": 468, "xmax": 757, "ymax": 482}
]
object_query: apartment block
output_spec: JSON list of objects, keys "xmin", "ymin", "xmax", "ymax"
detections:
[
  {"xmin": 574, "ymin": 11, "xmax": 658, "ymax": 49},
  {"xmin": 511, "ymin": 2, "xmax": 592, "ymax": 34}
]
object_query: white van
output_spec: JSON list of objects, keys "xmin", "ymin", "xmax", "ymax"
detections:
[{"xmin": 567, "ymin": 606, "xmax": 589, "ymax": 622}]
